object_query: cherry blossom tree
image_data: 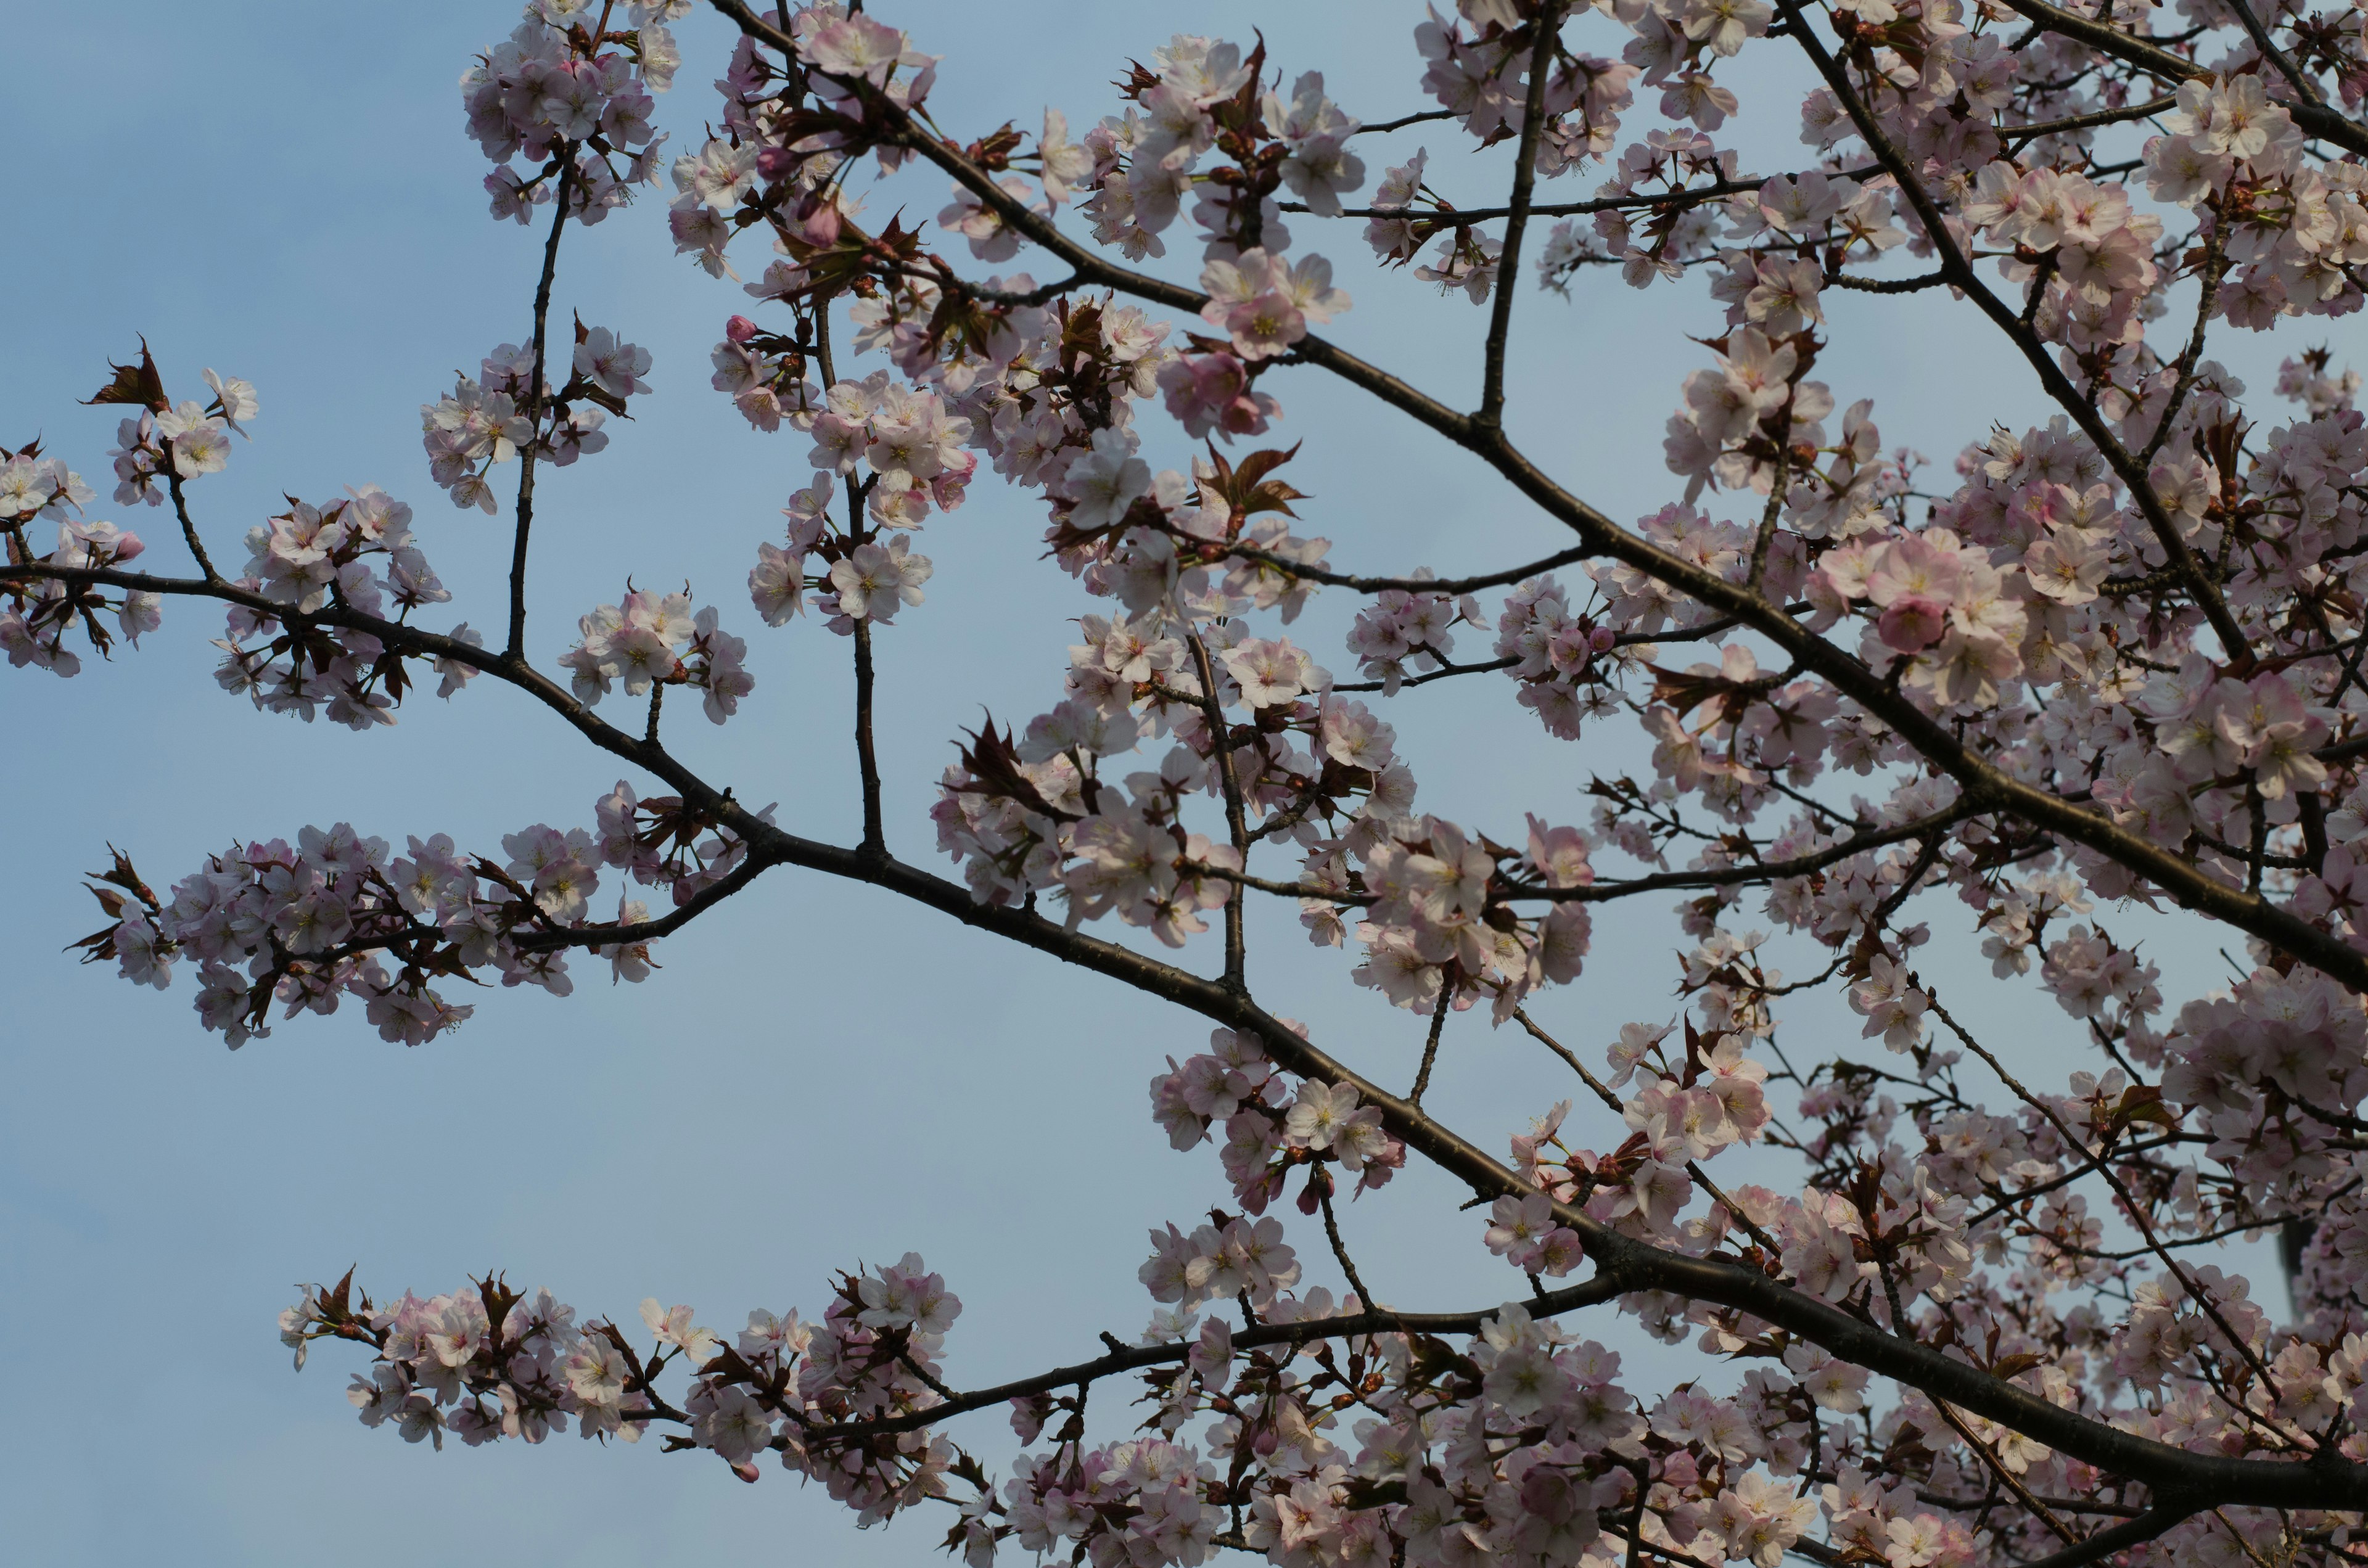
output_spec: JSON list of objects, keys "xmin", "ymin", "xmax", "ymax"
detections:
[{"xmin": 18, "ymin": 0, "xmax": 2368, "ymax": 1564}]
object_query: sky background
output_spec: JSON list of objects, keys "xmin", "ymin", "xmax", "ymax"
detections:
[{"xmin": 2, "ymin": 4, "xmax": 2346, "ymax": 1564}]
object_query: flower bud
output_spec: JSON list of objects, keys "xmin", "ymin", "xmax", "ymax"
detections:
[{"xmin": 791, "ymin": 192, "xmax": 842, "ymax": 247}]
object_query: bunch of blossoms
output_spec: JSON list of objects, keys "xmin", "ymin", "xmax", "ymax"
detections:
[
  {"xmin": 1070, "ymin": 35, "xmax": 1303, "ymax": 260},
  {"xmin": 560, "ymin": 585, "xmax": 753, "ymax": 724},
  {"xmin": 1149, "ymin": 1025, "xmax": 1410, "ymax": 1212},
  {"xmin": 44, "ymin": 0, "xmax": 2368, "ymax": 1565},
  {"xmin": 1532, "ymin": 130, "xmax": 1741, "ymax": 292},
  {"xmin": 709, "ymin": 309, "xmax": 823, "ymax": 431},
  {"xmin": 466, "ymin": 0, "xmax": 683, "ymax": 224},
  {"xmin": 794, "ymin": 369, "xmax": 974, "ymax": 523},
  {"xmin": 929, "ymin": 686, "xmax": 1241, "ymax": 939},
  {"xmin": 73, "ymin": 823, "xmax": 492, "ymax": 1049},
  {"xmin": 0, "ymin": 444, "xmax": 100, "ymax": 527},
  {"xmin": 1584, "ymin": 506, "xmax": 1753, "ymax": 638},
  {"xmin": 1490, "ymin": 576, "xmax": 1628, "ymax": 737},
  {"xmin": 209, "ymin": 487, "xmax": 485, "ymax": 731},
  {"xmin": 1701, "ymin": 173, "xmax": 1907, "ymax": 340},
  {"xmin": 4, "ymin": 353, "xmax": 253, "ymax": 675},
  {"xmin": 1054, "ymin": 451, "xmax": 1333, "ymax": 631},
  {"xmin": 1328, "ymin": 810, "xmax": 1598, "ymax": 1024},
  {"xmin": 1419, "ymin": 2, "xmax": 1644, "ymax": 160},
  {"xmin": 53, "ymin": 347, "xmax": 254, "ymax": 519},
  {"xmin": 421, "ymin": 328, "xmax": 648, "ymax": 512},
  {"xmin": 1378, "ymin": 25, "xmax": 1643, "ymax": 300},
  {"xmin": 1960, "ymin": 161, "xmax": 2169, "ymax": 371},
  {"xmin": 593, "ymin": 777, "xmax": 771, "ymax": 913},
  {"xmin": 2139, "ymin": 74, "xmax": 2354, "ymax": 326},
  {"xmin": 659, "ymin": 2, "xmax": 941, "ymax": 279},
  {"xmin": 278, "ymin": 1273, "xmax": 636, "ymax": 1450},
  {"xmin": 1661, "ymin": 328, "xmax": 1849, "ymax": 507},
  {"xmin": 99, "ymin": 362, "xmax": 260, "ymax": 507},
  {"xmin": 1344, "ymin": 578, "xmax": 1489, "ymax": 692},
  {"xmin": 1, "ymin": 512, "xmax": 156, "ymax": 678},
  {"xmin": 2277, "ymin": 347, "xmax": 2361, "ymax": 417},
  {"xmin": 669, "ymin": 14, "xmax": 1256, "ymax": 535},
  {"xmin": 935, "ymin": 605, "xmax": 1449, "ymax": 950},
  {"xmin": 78, "ymin": 766, "xmax": 771, "ymax": 1049},
  {"xmin": 900, "ymin": 286, "xmax": 1176, "ymax": 490},
  {"xmin": 737, "ymin": 389, "xmax": 963, "ymax": 640},
  {"xmin": 278, "ymin": 1253, "xmax": 974, "ymax": 1508}
]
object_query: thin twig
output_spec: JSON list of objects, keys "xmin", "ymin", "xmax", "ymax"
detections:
[
  {"xmin": 1186, "ymin": 632, "xmax": 1251, "ymax": 987},
  {"xmin": 1476, "ymin": 2, "xmax": 1564, "ymax": 428},
  {"xmin": 163, "ymin": 467, "xmax": 221, "ymax": 584},
  {"xmin": 504, "ymin": 155, "xmax": 575, "ymax": 662},
  {"xmin": 1409, "ymin": 981, "xmax": 1453, "ymax": 1106}
]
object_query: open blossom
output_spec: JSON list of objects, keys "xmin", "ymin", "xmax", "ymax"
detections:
[
  {"xmin": 799, "ymin": 13, "xmax": 908, "ymax": 84},
  {"xmin": 1060, "ymin": 427, "xmax": 1152, "ymax": 529},
  {"xmin": 203, "ymin": 368, "xmax": 259, "ymax": 433},
  {"xmin": 749, "ymin": 541, "xmax": 805, "ymax": 624},
  {"xmin": 574, "ymin": 328, "xmax": 652, "ymax": 399},
  {"xmin": 639, "ymin": 1299, "xmax": 719, "ymax": 1363},
  {"xmin": 1199, "ymin": 248, "xmax": 1349, "ymax": 359},
  {"xmin": 1849, "ymin": 955, "xmax": 1928, "ymax": 1050},
  {"xmin": 157, "ymin": 402, "xmax": 232, "ymax": 477},
  {"xmin": 827, "ymin": 536, "xmax": 933, "ymax": 623},
  {"xmin": 1222, "ymin": 636, "xmax": 1321, "ymax": 707}
]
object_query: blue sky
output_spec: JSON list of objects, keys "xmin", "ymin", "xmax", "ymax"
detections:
[{"xmin": 1, "ymin": 4, "xmax": 2334, "ymax": 1564}]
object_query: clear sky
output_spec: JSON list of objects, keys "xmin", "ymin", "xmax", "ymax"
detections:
[{"xmin": 1, "ymin": 4, "xmax": 2330, "ymax": 1564}]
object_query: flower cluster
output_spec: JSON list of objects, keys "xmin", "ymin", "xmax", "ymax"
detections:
[
  {"xmin": 421, "ymin": 330, "xmax": 645, "ymax": 512},
  {"xmin": 560, "ymin": 586, "xmax": 752, "ymax": 723},
  {"xmin": 466, "ymin": 3, "xmax": 681, "ymax": 224},
  {"xmin": 282, "ymin": 1252, "xmax": 969, "ymax": 1518},
  {"xmin": 1, "ymin": 514, "xmax": 155, "ymax": 677},
  {"xmin": 81, "ymin": 778, "xmax": 765, "ymax": 1045},
  {"xmin": 1346, "ymin": 580, "xmax": 1486, "ymax": 692},
  {"xmin": 101, "ymin": 366, "xmax": 258, "ymax": 505},
  {"xmin": 212, "ymin": 486, "xmax": 473, "ymax": 728}
]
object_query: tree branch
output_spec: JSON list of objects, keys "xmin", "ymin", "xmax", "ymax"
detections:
[
  {"xmin": 1774, "ymin": 0, "xmax": 2255, "ymax": 670},
  {"xmin": 506, "ymin": 157, "xmax": 575, "ymax": 662},
  {"xmin": 1991, "ymin": 0, "xmax": 2368, "ymax": 154},
  {"xmin": 810, "ymin": 1278, "xmax": 1622, "ymax": 1443},
  {"xmin": 1476, "ymin": 3, "xmax": 1564, "ymax": 429}
]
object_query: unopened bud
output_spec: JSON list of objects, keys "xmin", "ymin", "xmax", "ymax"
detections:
[{"xmin": 794, "ymin": 192, "xmax": 842, "ymax": 247}]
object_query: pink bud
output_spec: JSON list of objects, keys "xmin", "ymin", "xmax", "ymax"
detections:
[
  {"xmin": 113, "ymin": 531, "xmax": 147, "ymax": 562},
  {"xmin": 1587, "ymin": 625, "xmax": 1616, "ymax": 654},
  {"xmin": 792, "ymin": 192, "xmax": 842, "ymax": 247},
  {"xmin": 725, "ymin": 314, "xmax": 758, "ymax": 344},
  {"xmin": 755, "ymin": 146, "xmax": 799, "ymax": 181}
]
